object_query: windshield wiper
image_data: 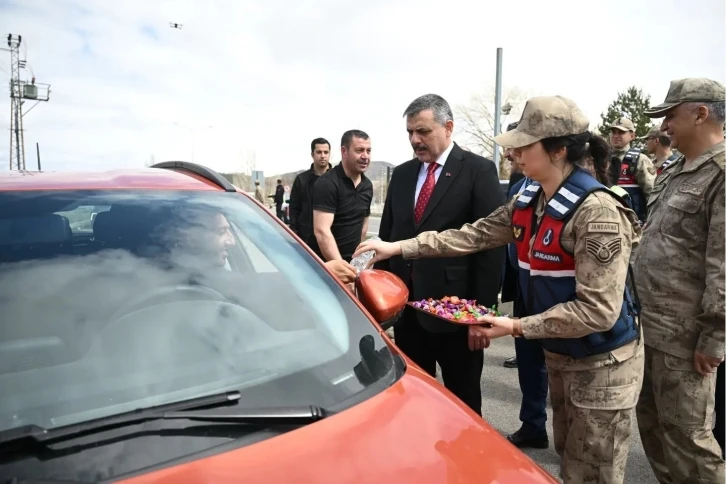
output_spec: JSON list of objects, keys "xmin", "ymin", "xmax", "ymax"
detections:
[{"xmin": 0, "ymin": 391, "xmax": 325, "ymax": 447}]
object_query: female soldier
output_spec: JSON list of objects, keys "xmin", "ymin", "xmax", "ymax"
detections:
[{"xmin": 354, "ymin": 95, "xmax": 644, "ymax": 484}]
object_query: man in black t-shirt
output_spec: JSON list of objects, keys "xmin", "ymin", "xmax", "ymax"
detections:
[
  {"xmin": 311, "ymin": 130, "xmax": 374, "ymax": 262},
  {"xmin": 289, "ymin": 138, "xmax": 333, "ymax": 252}
]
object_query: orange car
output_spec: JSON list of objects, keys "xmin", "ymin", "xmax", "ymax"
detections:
[{"xmin": 0, "ymin": 162, "xmax": 556, "ymax": 483}]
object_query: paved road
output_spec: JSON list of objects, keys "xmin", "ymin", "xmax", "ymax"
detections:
[
  {"xmin": 385, "ymin": 323, "xmax": 658, "ymax": 483},
  {"xmin": 367, "ymin": 216, "xmax": 381, "ymax": 236},
  {"xmin": 372, "ymin": 215, "xmax": 657, "ymax": 482}
]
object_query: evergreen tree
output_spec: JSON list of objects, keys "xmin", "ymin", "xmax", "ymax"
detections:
[{"xmin": 597, "ymin": 87, "xmax": 655, "ymax": 139}]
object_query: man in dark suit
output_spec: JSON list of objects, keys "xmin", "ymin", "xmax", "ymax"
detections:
[
  {"xmin": 375, "ymin": 93, "xmax": 505, "ymax": 414},
  {"xmin": 268, "ymin": 179, "xmax": 285, "ymax": 219}
]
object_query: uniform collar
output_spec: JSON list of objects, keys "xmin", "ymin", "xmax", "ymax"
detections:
[
  {"xmin": 655, "ymin": 150, "xmax": 673, "ymax": 164},
  {"xmin": 681, "ymin": 142, "xmax": 725, "ymax": 173}
]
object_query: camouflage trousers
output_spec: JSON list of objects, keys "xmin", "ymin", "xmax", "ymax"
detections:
[
  {"xmin": 546, "ymin": 340, "xmax": 644, "ymax": 484},
  {"xmin": 636, "ymin": 345, "xmax": 725, "ymax": 483}
]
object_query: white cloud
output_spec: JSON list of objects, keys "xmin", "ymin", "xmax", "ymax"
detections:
[{"xmin": 0, "ymin": 0, "xmax": 724, "ymax": 175}]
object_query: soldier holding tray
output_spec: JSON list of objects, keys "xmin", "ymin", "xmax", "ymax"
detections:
[{"xmin": 354, "ymin": 95, "xmax": 643, "ymax": 484}]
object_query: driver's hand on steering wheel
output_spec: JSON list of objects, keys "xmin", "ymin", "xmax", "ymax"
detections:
[{"xmin": 325, "ymin": 260, "xmax": 357, "ymax": 284}]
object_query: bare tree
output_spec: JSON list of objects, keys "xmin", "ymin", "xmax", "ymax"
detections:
[
  {"xmin": 229, "ymin": 150, "xmax": 258, "ymax": 192},
  {"xmin": 239, "ymin": 149, "xmax": 257, "ymax": 176},
  {"xmin": 454, "ymin": 87, "xmax": 529, "ymax": 178}
]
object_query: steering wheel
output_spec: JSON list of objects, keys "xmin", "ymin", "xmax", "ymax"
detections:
[{"xmin": 110, "ymin": 284, "xmax": 229, "ymax": 321}]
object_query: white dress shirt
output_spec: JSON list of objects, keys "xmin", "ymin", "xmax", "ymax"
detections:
[{"xmin": 414, "ymin": 141, "xmax": 455, "ymax": 204}]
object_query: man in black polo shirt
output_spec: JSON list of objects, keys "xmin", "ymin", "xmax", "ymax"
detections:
[{"xmin": 312, "ymin": 130, "xmax": 374, "ymax": 262}]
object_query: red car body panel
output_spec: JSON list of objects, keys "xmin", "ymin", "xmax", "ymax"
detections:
[
  {"xmin": 0, "ymin": 168, "xmax": 222, "ymax": 192},
  {"xmin": 120, "ymin": 368, "xmax": 556, "ymax": 484},
  {"xmin": 0, "ymin": 169, "xmax": 558, "ymax": 484}
]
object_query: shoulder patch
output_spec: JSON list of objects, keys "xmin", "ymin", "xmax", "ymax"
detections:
[
  {"xmin": 586, "ymin": 237, "xmax": 622, "ymax": 265},
  {"xmin": 588, "ymin": 222, "xmax": 619, "ymax": 234},
  {"xmin": 512, "ymin": 224, "xmax": 525, "ymax": 242}
]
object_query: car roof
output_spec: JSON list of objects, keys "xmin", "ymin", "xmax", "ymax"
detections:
[{"xmin": 0, "ymin": 164, "xmax": 243, "ymax": 193}]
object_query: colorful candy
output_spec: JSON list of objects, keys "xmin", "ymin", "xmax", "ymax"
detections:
[{"xmin": 411, "ymin": 296, "xmax": 502, "ymax": 322}]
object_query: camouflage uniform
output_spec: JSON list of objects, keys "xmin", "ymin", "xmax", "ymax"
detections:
[
  {"xmin": 642, "ymin": 125, "xmax": 676, "ymax": 173},
  {"xmin": 633, "ymin": 78, "xmax": 726, "ymax": 483},
  {"xmin": 400, "ymin": 96, "xmax": 644, "ymax": 484},
  {"xmin": 609, "ymin": 117, "xmax": 656, "ymax": 199}
]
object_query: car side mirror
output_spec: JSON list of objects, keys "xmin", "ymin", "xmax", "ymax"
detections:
[{"xmin": 355, "ymin": 269, "xmax": 409, "ymax": 330}]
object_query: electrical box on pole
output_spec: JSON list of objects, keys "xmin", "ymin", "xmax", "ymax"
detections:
[{"xmin": 7, "ymin": 33, "xmax": 51, "ymax": 171}]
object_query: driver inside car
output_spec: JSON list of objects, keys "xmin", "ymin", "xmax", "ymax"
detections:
[
  {"xmin": 163, "ymin": 208, "xmax": 359, "ymax": 283},
  {"xmin": 167, "ymin": 211, "xmax": 236, "ymax": 272}
]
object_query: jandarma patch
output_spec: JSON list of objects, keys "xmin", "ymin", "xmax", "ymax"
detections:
[
  {"xmin": 587, "ymin": 222, "xmax": 619, "ymax": 234},
  {"xmin": 533, "ymin": 251, "xmax": 562, "ymax": 263}
]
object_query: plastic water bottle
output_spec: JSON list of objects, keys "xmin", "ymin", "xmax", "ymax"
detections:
[{"xmin": 350, "ymin": 235, "xmax": 380, "ymax": 273}]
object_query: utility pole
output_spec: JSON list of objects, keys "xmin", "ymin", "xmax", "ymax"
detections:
[
  {"xmin": 6, "ymin": 34, "xmax": 51, "ymax": 170},
  {"xmin": 493, "ymin": 47, "xmax": 503, "ymax": 177}
]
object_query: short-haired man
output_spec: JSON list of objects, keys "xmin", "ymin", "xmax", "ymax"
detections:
[
  {"xmin": 608, "ymin": 117, "xmax": 656, "ymax": 223},
  {"xmin": 289, "ymin": 138, "xmax": 333, "ymax": 254},
  {"xmin": 642, "ymin": 125, "xmax": 679, "ymax": 176},
  {"xmin": 312, "ymin": 130, "xmax": 373, "ymax": 261},
  {"xmin": 633, "ymin": 77, "xmax": 725, "ymax": 483},
  {"xmin": 375, "ymin": 94, "xmax": 504, "ymax": 415},
  {"xmin": 254, "ymin": 180, "xmax": 265, "ymax": 205}
]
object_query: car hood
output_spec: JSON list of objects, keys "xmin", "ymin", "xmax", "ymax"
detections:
[{"xmin": 120, "ymin": 369, "xmax": 556, "ymax": 484}]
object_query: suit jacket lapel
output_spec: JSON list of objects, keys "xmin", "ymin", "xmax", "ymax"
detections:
[
  {"xmin": 416, "ymin": 143, "xmax": 464, "ymax": 229},
  {"xmin": 401, "ymin": 159, "xmax": 421, "ymax": 227}
]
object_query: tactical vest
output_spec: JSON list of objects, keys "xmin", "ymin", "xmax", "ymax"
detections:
[
  {"xmin": 613, "ymin": 149, "xmax": 648, "ymax": 222},
  {"xmin": 511, "ymin": 167, "xmax": 640, "ymax": 359},
  {"xmin": 656, "ymin": 153, "xmax": 679, "ymax": 176},
  {"xmin": 506, "ymin": 177, "xmax": 531, "ymax": 271},
  {"xmin": 609, "ymin": 185, "xmax": 632, "ymax": 209}
]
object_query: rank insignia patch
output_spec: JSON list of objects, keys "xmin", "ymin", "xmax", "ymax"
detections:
[{"xmin": 585, "ymin": 237, "xmax": 622, "ymax": 265}]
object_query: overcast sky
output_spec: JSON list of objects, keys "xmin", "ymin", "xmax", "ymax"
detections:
[{"xmin": 0, "ymin": 0, "xmax": 724, "ymax": 176}]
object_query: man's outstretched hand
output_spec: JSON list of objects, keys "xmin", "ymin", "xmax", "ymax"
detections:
[{"xmin": 325, "ymin": 260, "xmax": 358, "ymax": 284}]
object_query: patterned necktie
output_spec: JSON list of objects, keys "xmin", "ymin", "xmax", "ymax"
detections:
[{"xmin": 414, "ymin": 162, "xmax": 439, "ymax": 224}]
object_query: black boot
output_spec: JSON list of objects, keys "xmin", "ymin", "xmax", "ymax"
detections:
[{"xmin": 506, "ymin": 428, "xmax": 549, "ymax": 449}]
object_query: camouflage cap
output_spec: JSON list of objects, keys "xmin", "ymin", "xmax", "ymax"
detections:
[
  {"xmin": 639, "ymin": 125, "xmax": 668, "ymax": 140},
  {"xmin": 608, "ymin": 117, "xmax": 636, "ymax": 132},
  {"xmin": 493, "ymin": 96, "xmax": 589, "ymax": 149},
  {"xmin": 645, "ymin": 78, "xmax": 726, "ymax": 118}
]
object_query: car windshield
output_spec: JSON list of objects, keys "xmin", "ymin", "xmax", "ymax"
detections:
[{"xmin": 0, "ymin": 189, "xmax": 396, "ymax": 434}]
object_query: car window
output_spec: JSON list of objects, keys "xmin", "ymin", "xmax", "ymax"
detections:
[
  {"xmin": 232, "ymin": 223, "xmax": 278, "ymax": 273},
  {"xmin": 56, "ymin": 205, "xmax": 111, "ymax": 233},
  {"xmin": 0, "ymin": 190, "xmax": 396, "ymax": 435}
]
